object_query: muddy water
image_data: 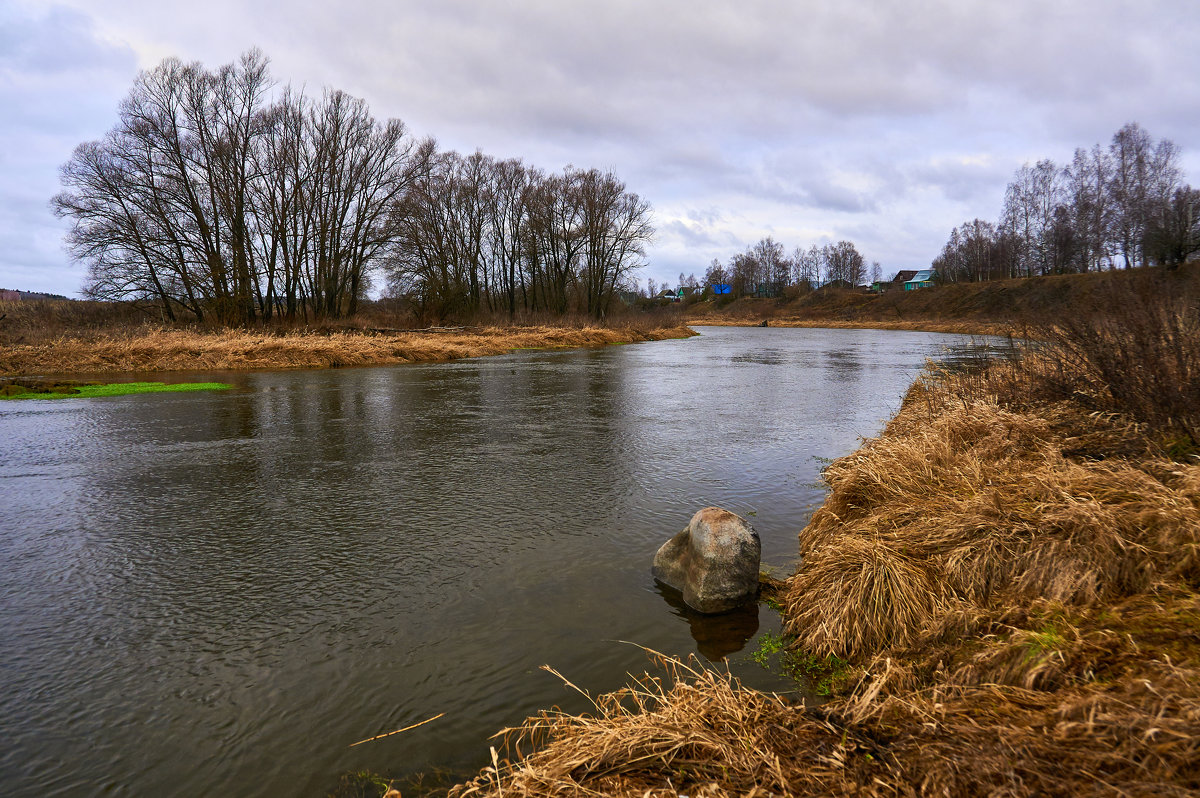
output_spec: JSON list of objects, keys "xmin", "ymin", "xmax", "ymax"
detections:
[{"xmin": 0, "ymin": 326, "xmax": 994, "ymax": 796}]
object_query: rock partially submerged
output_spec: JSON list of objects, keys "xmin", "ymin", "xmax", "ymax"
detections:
[{"xmin": 652, "ymin": 507, "xmax": 761, "ymax": 614}]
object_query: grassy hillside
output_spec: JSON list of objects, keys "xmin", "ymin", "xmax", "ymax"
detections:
[{"xmin": 686, "ymin": 263, "xmax": 1200, "ymax": 332}]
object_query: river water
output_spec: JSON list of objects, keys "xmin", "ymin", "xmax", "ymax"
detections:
[{"xmin": 0, "ymin": 326, "xmax": 992, "ymax": 796}]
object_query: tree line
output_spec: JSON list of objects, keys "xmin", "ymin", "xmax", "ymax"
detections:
[
  {"xmin": 695, "ymin": 237, "xmax": 877, "ymax": 299},
  {"xmin": 390, "ymin": 151, "xmax": 651, "ymax": 321},
  {"xmin": 934, "ymin": 123, "xmax": 1199, "ymax": 283},
  {"xmin": 53, "ymin": 50, "xmax": 652, "ymax": 324}
]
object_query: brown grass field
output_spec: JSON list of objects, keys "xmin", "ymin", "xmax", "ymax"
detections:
[
  {"xmin": 685, "ymin": 263, "xmax": 1200, "ymax": 339},
  {"xmin": 0, "ymin": 323, "xmax": 697, "ymax": 376},
  {"xmin": 443, "ymin": 280, "xmax": 1200, "ymax": 797}
]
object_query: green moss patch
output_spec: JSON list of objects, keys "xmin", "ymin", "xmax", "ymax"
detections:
[{"xmin": 0, "ymin": 380, "xmax": 231, "ymax": 400}]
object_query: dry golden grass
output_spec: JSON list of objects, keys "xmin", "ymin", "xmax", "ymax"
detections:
[
  {"xmin": 448, "ymin": 636, "xmax": 1200, "ymax": 797},
  {"xmin": 450, "ymin": 654, "xmax": 880, "ymax": 798},
  {"xmin": 0, "ymin": 324, "xmax": 697, "ymax": 376},
  {"xmin": 783, "ymin": 388, "xmax": 1200, "ymax": 660}
]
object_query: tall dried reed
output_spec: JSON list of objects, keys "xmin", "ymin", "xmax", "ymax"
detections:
[
  {"xmin": 784, "ymin": 394, "xmax": 1200, "ymax": 659},
  {"xmin": 1020, "ymin": 279, "xmax": 1200, "ymax": 446}
]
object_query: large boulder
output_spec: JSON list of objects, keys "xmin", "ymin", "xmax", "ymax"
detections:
[{"xmin": 652, "ymin": 507, "xmax": 761, "ymax": 614}]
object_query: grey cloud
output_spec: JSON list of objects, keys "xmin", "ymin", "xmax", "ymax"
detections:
[
  {"xmin": 801, "ymin": 178, "xmax": 881, "ymax": 214},
  {"xmin": 686, "ymin": 207, "xmax": 726, "ymax": 227},
  {"xmin": 659, "ymin": 219, "xmax": 723, "ymax": 249},
  {"xmin": 0, "ymin": 4, "xmax": 135, "ymax": 74},
  {"xmin": 0, "ymin": 4, "xmax": 137, "ymax": 295},
  {"xmin": 7, "ymin": 0, "xmax": 1200, "ymax": 296},
  {"xmin": 903, "ymin": 156, "xmax": 1011, "ymax": 206}
]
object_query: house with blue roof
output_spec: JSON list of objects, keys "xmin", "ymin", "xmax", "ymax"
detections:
[{"xmin": 903, "ymin": 269, "xmax": 938, "ymax": 290}]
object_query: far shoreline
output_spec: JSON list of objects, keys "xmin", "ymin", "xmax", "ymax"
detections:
[
  {"xmin": 0, "ymin": 323, "xmax": 699, "ymax": 378},
  {"xmin": 687, "ymin": 317, "xmax": 1012, "ymax": 336},
  {"xmin": 0, "ymin": 319, "xmax": 1016, "ymax": 381}
]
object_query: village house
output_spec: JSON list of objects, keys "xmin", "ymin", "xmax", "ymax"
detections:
[
  {"xmin": 870, "ymin": 270, "xmax": 917, "ymax": 293},
  {"xmin": 903, "ymin": 269, "xmax": 938, "ymax": 290}
]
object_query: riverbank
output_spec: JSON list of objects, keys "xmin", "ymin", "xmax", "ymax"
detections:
[
  {"xmin": 691, "ymin": 317, "xmax": 1012, "ymax": 336},
  {"xmin": 0, "ymin": 323, "xmax": 697, "ymax": 376},
  {"xmin": 446, "ymin": 285, "xmax": 1200, "ymax": 796}
]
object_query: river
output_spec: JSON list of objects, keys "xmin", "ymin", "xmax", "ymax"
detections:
[{"xmin": 0, "ymin": 326, "xmax": 993, "ymax": 796}]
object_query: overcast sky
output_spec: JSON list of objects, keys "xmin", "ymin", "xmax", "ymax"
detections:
[{"xmin": 3, "ymin": 0, "xmax": 1199, "ymax": 296}]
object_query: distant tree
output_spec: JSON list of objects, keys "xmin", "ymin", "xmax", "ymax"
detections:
[
  {"xmin": 823, "ymin": 241, "xmax": 865, "ymax": 285},
  {"xmin": 1108, "ymin": 122, "xmax": 1181, "ymax": 269},
  {"xmin": 704, "ymin": 258, "xmax": 726, "ymax": 290},
  {"xmin": 727, "ymin": 249, "xmax": 756, "ymax": 297},
  {"xmin": 1000, "ymin": 159, "xmax": 1063, "ymax": 277},
  {"xmin": 1062, "ymin": 145, "xmax": 1113, "ymax": 272},
  {"xmin": 708, "ymin": 237, "xmax": 869, "ymax": 293},
  {"xmin": 792, "ymin": 245, "xmax": 821, "ymax": 288},
  {"xmin": 751, "ymin": 236, "xmax": 787, "ymax": 296},
  {"xmin": 1144, "ymin": 186, "xmax": 1200, "ymax": 268}
]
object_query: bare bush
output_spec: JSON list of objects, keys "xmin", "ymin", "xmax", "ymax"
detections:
[{"xmin": 1022, "ymin": 274, "xmax": 1200, "ymax": 447}]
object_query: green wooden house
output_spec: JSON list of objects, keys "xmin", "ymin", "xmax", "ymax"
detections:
[{"xmin": 903, "ymin": 269, "xmax": 937, "ymax": 290}]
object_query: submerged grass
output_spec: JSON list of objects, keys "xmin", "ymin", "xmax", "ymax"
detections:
[
  {"xmin": 444, "ymin": 273, "xmax": 1200, "ymax": 797},
  {"xmin": 0, "ymin": 380, "xmax": 231, "ymax": 400}
]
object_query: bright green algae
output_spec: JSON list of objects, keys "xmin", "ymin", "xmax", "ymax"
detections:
[{"xmin": 0, "ymin": 381, "xmax": 231, "ymax": 400}]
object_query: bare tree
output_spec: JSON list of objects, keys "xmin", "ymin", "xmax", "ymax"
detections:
[
  {"xmin": 792, "ymin": 245, "xmax": 821, "ymax": 288},
  {"xmin": 1001, "ymin": 159, "xmax": 1063, "ymax": 277},
  {"xmin": 1108, "ymin": 122, "xmax": 1181, "ymax": 269},
  {"xmin": 1062, "ymin": 145, "xmax": 1113, "ymax": 272},
  {"xmin": 1144, "ymin": 186, "xmax": 1200, "ymax": 268},
  {"xmin": 751, "ymin": 237, "xmax": 787, "ymax": 296},
  {"xmin": 56, "ymin": 49, "xmax": 422, "ymax": 322},
  {"xmin": 576, "ymin": 169, "xmax": 653, "ymax": 318},
  {"xmin": 704, "ymin": 258, "xmax": 726, "ymax": 292},
  {"xmin": 823, "ymin": 241, "xmax": 865, "ymax": 285}
]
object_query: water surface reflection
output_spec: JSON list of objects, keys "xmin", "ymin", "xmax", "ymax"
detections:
[{"xmin": 0, "ymin": 326, "xmax": 995, "ymax": 796}]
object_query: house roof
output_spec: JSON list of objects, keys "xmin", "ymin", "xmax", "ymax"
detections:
[
  {"xmin": 893, "ymin": 270, "xmax": 918, "ymax": 283},
  {"xmin": 908, "ymin": 269, "xmax": 936, "ymax": 282}
]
